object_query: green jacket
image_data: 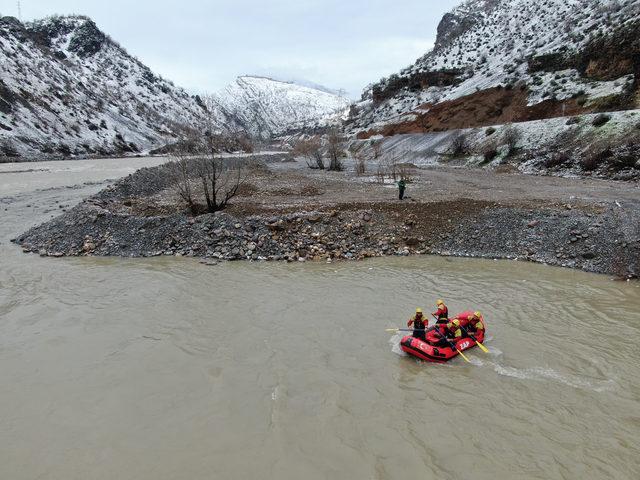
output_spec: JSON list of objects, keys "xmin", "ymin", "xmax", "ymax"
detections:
[{"xmin": 398, "ymin": 180, "xmax": 406, "ymax": 189}]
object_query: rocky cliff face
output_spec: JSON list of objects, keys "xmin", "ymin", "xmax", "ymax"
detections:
[
  {"xmin": 433, "ymin": 0, "xmax": 500, "ymax": 52},
  {"xmin": 348, "ymin": 0, "xmax": 640, "ymax": 137},
  {"xmin": 0, "ymin": 15, "xmax": 215, "ymax": 158}
]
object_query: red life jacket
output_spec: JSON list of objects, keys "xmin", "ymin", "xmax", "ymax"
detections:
[{"xmin": 433, "ymin": 305, "xmax": 448, "ymax": 322}]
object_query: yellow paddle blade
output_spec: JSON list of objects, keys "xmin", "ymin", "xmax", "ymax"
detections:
[
  {"xmin": 476, "ymin": 342, "xmax": 490, "ymax": 354},
  {"xmin": 457, "ymin": 349, "xmax": 471, "ymax": 363}
]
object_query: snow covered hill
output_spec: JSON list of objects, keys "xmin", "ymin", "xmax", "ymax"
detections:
[
  {"xmin": 348, "ymin": 0, "xmax": 640, "ymax": 137},
  {"xmin": 0, "ymin": 15, "xmax": 350, "ymax": 158},
  {"xmin": 210, "ymin": 76, "xmax": 351, "ymax": 139},
  {"xmin": 0, "ymin": 15, "xmax": 214, "ymax": 158}
]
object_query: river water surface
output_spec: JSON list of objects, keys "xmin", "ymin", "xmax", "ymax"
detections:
[{"xmin": 1, "ymin": 158, "xmax": 639, "ymax": 479}]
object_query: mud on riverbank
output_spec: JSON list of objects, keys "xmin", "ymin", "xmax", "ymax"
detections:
[{"xmin": 13, "ymin": 159, "xmax": 640, "ymax": 278}]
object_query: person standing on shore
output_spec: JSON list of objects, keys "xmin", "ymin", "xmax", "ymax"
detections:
[{"xmin": 398, "ymin": 179, "xmax": 406, "ymax": 200}]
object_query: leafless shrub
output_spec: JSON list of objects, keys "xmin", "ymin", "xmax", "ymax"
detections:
[
  {"xmin": 170, "ymin": 132, "xmax": 247, "ymax": 214},
  {"xmin": 592, "ymin": 113, "xmax": 611, "ymax": 127},
  {"xmin": 235, "ymin": 134, "xmax": 255, "ymax": 153},
  {"xmin": 326, "ymin": 129, "xmax": 346, "ymax": 171},
  {"xmin": 293, "ymin": 137, "xmax": 324, "ymax": 169},
  {"xmin": 543, "ymin": 152, "xmax": 571, "ymax": 169},
  {"xmin": 604, "ymin": 134, "xmax": 640, "ymax": 171},
  {"xmin": 481, "ymin": 143, "xmax": 499, "ymax": 164},
  {"xmin": 196, "ymin": 156, "xmax": 244, "ymax": 213},
  {"xmin": 581, "ymin": 146, "xmax": 612, "ymax": 171},
  {"xmin": 349, "ymin": 144, "xmax": 367, "ymax": 175},
  {"xmin": 502, "ymin": 125, "xmax": 521, "ymax": 156},
  {"xmin": 397, "ymin": 163, "xmax": 416, "ymax": 182},
  {"xmin": 375, "ymin": 160, "xmax": 387, "ymax": 183},
  {"xmin": 448, "ymin": 133, "xmax": 470, "ymax": 157},
  {"xmin": 374, "ymin": 147, "xmax": 410, "ymax": 182},
  {"xmin": 169, "ymin": 154, "xmax": 197, "ymax": 213}
]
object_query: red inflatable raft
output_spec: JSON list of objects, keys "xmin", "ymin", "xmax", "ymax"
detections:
[{"xmin": 400, "ymin": 314, "xmax": 486, "ymax": 363}]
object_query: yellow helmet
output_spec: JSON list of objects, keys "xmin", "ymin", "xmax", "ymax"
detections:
[
  {"xmin": 436, "ymin": 299, "xmax": 444, "ymax": 306},
  {"xmin": 474, "ymin": 311, "xmax": 482, "ymax": 318},
  {"xmin": 416, "ymin": 308, "xmax": 423, "ymax": 314},
  {"xmin": 448, "ymin": 319, "xmax": 460, "ymax": 328}
]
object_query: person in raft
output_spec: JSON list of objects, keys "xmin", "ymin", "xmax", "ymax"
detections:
[
  {"xmin": 433, "ymin": 319, "xmax": 463, "ymax": 349},
  {"xmin": 432, "ymin": 299, "xmax": 449, "ymax": 324},
  {"xmin": 407, "ymin": 308, "xmax": 428, "ymax": 341},
  {"xmin": 445, "ymin": 319, "xmax": 464, "ymax": 340},
  {"xmin": 398, "ymin": 179, "xmax": 406, "ymax": 200},
  {"xmin": 465, "ymin": 311, "xmax": 485, "ymax": 334}
]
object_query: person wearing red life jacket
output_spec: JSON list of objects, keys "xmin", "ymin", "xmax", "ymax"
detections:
[
  {"xmin": 407, "ymin": 308, "xmax": 428, "ymax": 341},
  {"xmin": 432, "ymin": 318, "xmax": 462, "ymax": 349},
  {"xmin": 451, "ymin": 310, "xmax": 474, "ymax": 328},
  {"xmin": 466, "ymin": 311, "xmax": 485, "ymax": 334},
  {"xmin": 445, "ymin": 319, "xmax": 463, "ymax": 340},
  {"xmin": 431, "ymin": 299, "xmax": 449, "ymax": 339},
  {"xmin": 432, "ymin": 299, "xmax": 449, "ymax": 324},
  {"xmin": 450, "ymin": 311, "xmax": 485, "ymax": 337}
]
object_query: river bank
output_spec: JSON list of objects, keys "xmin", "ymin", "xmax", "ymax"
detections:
[{"xmin": 13, "ymin": 157, "xmax": 640, "ymax": 278}]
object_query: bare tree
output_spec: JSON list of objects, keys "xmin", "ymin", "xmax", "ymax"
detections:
[
  {"xmin": 397, "ymin": 162, "xmax": 415, "ymax": 182},
  {"xmin": 293, "ymin": 137, "xmax": 324, "ymax": 169},
  {"xmin": 326, "ymin": 129, "xmax": 345, "ymax": 171},
  {"xmin": 169, "ymin": 153, "xmax": 197, "ymax": 214},
  {"xmin": 170, "ymin": 131, "xmax": 247, "ymax": 214},
  {"xmin": 375, "ymin": 159, "xmax": 387, "ymax": 183},
  {"xmin": 349, "ymin": 144, "xmax": 367, "ymax": 175},
  {"xmin": 196, "ymin": 154, "xmax": 244, "ymax": 212}
]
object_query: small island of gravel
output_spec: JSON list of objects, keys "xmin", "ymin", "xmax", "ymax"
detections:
[{"xmin": 13, "ymin": 153, "xmax": 640, "ymax": 279}]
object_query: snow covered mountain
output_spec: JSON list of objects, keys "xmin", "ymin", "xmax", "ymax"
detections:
[
  {"xmin": 210, "ymin": 76, "xmax": 351, "ymax": 139},
  {"xmin": 0, "ymin": 15, "xmax": 213, "ymax": 158},
  {"xmin": 348, "ymin": 0, "xmax": 640, "ymax": 137}
]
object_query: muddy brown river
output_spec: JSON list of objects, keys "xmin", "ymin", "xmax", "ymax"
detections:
[{"xmin": 1, "ymin": 158, "xmax": 639, "ymax": 479}]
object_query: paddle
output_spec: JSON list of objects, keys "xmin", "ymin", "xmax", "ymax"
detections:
[{"xmin": 432, "ymin": 314, "xmax": 489, "ymax": 354}]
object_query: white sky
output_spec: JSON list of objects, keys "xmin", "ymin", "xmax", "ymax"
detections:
[{"xmin": 2, "ymin": 0, "xmax": 461, "ymax": 98}]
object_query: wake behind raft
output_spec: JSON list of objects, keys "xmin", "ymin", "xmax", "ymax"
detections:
[{"xmin": 400, "ymin": 312, "xmax": 486, "ymax": 363}]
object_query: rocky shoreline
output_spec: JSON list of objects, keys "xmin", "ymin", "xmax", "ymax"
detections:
[{"xmin": 12, "ymin": 159, "xmax": 639, "ymax": 279}]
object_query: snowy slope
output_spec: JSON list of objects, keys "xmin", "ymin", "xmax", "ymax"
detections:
[
  {"xmin": 349, "ymin": 0, "xmax": 640, "ymax": 134},
  {"xmin": 0, "ymin": 15, "xmax": 213, "ymax": 158},
  {"xmin": 210, "ymin": 76, "xmax": 351, "ymax": 139}
]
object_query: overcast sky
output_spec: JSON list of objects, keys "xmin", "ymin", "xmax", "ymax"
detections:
[{"xmin": 3, "ymin": 0, "xmax": 461, "ymax": 98}]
